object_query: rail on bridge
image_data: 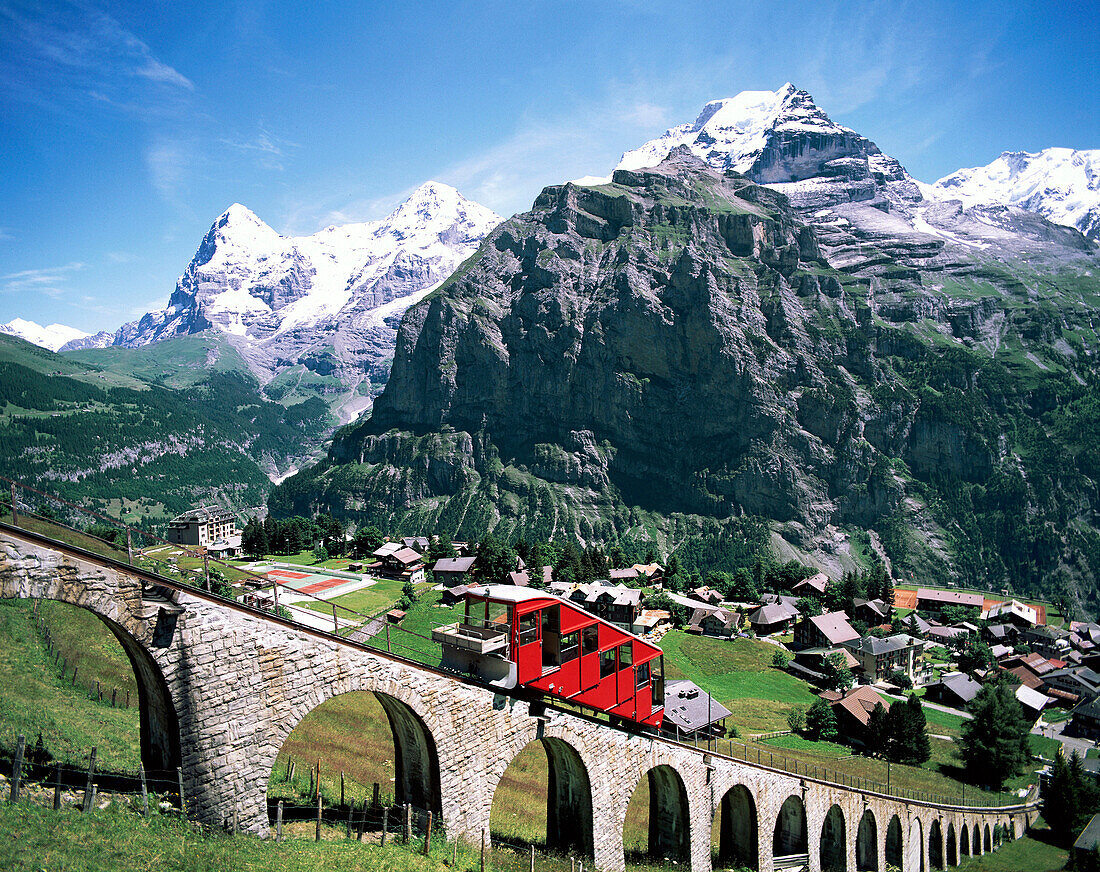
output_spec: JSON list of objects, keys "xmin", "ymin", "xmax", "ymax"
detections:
[{"xmin": 0, "ymin": 477, "xmax": 1043, "ymax": 872}]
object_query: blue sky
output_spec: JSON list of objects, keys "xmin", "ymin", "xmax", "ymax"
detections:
[{"xmin": 1, "ymin": 0, "xmax": 1097, "ymax": 334}]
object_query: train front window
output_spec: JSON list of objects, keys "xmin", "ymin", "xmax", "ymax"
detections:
[
  {"xmin": 600, "ymin": 649, "xmax": 616, "ymax": 678},
  {"xmin": 581, "ymin": 625, "xmax": 598, "ymax": 656},
  {"xmin": 635, "ymin": 660, "xmax": 650, "ymax": 690}
]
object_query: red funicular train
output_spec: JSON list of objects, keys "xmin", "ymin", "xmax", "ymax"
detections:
[{"xmin": 433, "ymin": 585, "xmax": 665, "ymax": 728}]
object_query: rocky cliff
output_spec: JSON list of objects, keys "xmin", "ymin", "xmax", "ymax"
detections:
[{"xmin": 271, "ymin": 146, "xmax": 1100, "ymax": 607}]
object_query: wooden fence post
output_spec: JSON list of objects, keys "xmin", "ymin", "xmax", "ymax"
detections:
[
  {"xmin": 126, "ymin": 528, "xmax": 133, "ymax": 565},
  {"xmin": 424, "ymin": 811, "xmax": 433, "ymax": 855},
  {"xmin": 10, "ymin": 734, "xmax": 24, "ymax": 802},
  {"xmin": 530, "ymin": 843, "xmax": 534, "ymax": 872},
  {"xmin": 53, "ymin": 764, "xmax": 62, "ymax": 811},
  {"xmin": 340, "ymin": 770, "xmax": 345, "ymax": 808},
  {"xmin": 372, "ymin": 782, "xmax": 379, "ymax": 809},
  {"xmin": 333, "ymin": 603, "xmax": 339, "ymax": 634},
  {"xmin": 404, "ymin": 802, "xmax": 412, "ymax": 843},
  {"xmin": 480, "ymin": 829, "xmax": 485, "ymax": 872},
  {"xmin": 82, "ymin": 748, "xmax": 97, "ymax": 812},
  {"xmin": 139, "ymin": 763, "xmax": 149, "ymax": 816},
  {"xmin": 316, "ymin": 790, "xmax": 322, "ymax": 842},
  {"xmin": 357, "ymin": 796, "xmax": 366, "ymax": 841},
  {"xmin": 381, "ymin": 806, "xmax": 389, "ymax": 847},
  {"xmin": 276, "ymin": 800, "xmax": 283, "ymax": 842},
  {"xmin": 11, "ymin": 482, "xmax": 18, "ymax": 525},
  {"xmin": 177, "ymin": 767, "xmax": 186, "ymax": 817}
]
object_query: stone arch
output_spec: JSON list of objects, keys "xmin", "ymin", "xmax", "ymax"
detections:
[
  {"xmin": 773, "ymin": 794, "xmax": 808, "ymax": 861},
  {"xmin": 908, "ymin": 818, "xmax": 924, "ymax": 872},
  {"xmin": 971, "ymin": 823, "xmax": 981, "ymax": 855},
  {"xmin": 266, "ymin": 682, "xmax": 442, "ymax": 818},
  {"xmin": 856, "ymin": 809, "xmax": 878, "ymax": 871},
  {"xmin": 885, "ymin": 814, "xmax": 903, "ymax": 869},
  {"xmin": 928, "ymin": 819, "xmax": 944, "ymax": 870},
  {"xmin": 490, "ymin": 736, "xmax": 593, "ymax": 856},
  {"xmin": 819, "ymin": 803, "xmax": 847, "ymax": 872},
  {"xmin": 624, "ymin": 764, "xmax": 690, "ymax": 863},
  {"xmin": 946, "ymin": 823, "xmax": 958, "ymax": 865},
  {"xmin": 7, "ymin": 592, "xmax": 181, "ymax": 775},
  {"xmin": 714, "ymin": 784, "xmax": 757, "ymax": 869},
  {"xmin": 960, "ymin": 823, "xmax": 970, "ymax": 857},
  {"xmin": 983, "ymin": 823, "xmax": 991, "ymax": 853},
  {"xmin": 993, "ymin": 822, "xmax": 1003, "ymax": 847}
]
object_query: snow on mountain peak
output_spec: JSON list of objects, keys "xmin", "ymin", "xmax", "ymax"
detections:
[
  {"xmin": 930, "ymin": 148, "xmax": 1100, "ymax": 239},
  {"xmin": 115, "ymin": 183, "xmax": 502, "ymax": 349},
  {"xmin": 616, "ymin": 83, "xmax": 851, "ymax": 176},
  {"xmin": 0, "ymin": 318, "xmax": 90, "ymax": 352}
]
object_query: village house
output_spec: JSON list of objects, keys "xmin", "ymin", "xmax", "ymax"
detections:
[
  {"xmin": 792, "ymin": 572, "xmax": 829, "ymax": 598},
  {"xmin": 609, "ymin": 567, "xmax": 641, "ymax": 584},
  {"xmin": 690, "ymin": 586, "xmax": 725, "ymax": 606},
  {"xmin": 660, "ymin": 679, "xmax": 732, "ymax": 742},
  {"xmin": 851, "ymin": 597, "xmax": 890, "ymax": 626},
  {"xmin": 844, "ymin": 633, "xmax": 922, "ymax": 683},
  {"xmin": 982, "ymin": 599, "xmax": 1040, "ymax": 629},
  {"xmin": 983, "ymin": 622, "xmax": 1018, "ymax": 647},
  {"xmin": 1016, "ymin": 684, "xmax": 1050, "ymax": 723},
  {"xmin": 746, "ymin": 601, "xmax": 799, "ymax": 636},
  {"xmin": 915, "ymin": 588, "xmax": 984, "ymax": 618},
  {"xmin": 686, "ymin": 605, "xmax": 740, "ymax": 639},
  {"xmin": 631, "ymin": 563, "xmax": 664, "ymax": 582},
  {"xmin": 632, "ymin": 608, "xmax": 671, "ymax": 636},
  {"xmin": 373, "ymin": 544, "xmax": 426, "ymax": 584},
  {"xmin": 821, "ymin": 686, "xmax": 890, "ymax": 747},
  {"xmin": 1069, "ymin": 697, "xmax": 1100, "ymax": 740},
  {"xmin": 924, "ymin": 672, "xmax": 982, "ymax": 709},
  {"xmin": 402, "ymin": 536, "xmax": 430, "ymax": 552},
  {"xmin": 794, "ymin": 610, "xmax": 860, "ymax": 650},
  {"xmin": 794, "ymin": 646, "xmax": 860, "ymax": 680},
  {"xmin": 432, "ymin": 556, "xmax": 477, "ymax": 587},
  {"xmin": 548, "ymin": 581, "xmax": 643, "ymax": 630},
  {"xmin": 1023, "ymin": 625, "xmax": 1072, "ymax": 659},
  {"xmin": 1043, "ymin": 667, "xmax": 1100, "ymax": 706},
  {"xmin": 166, "ymin": 505, "xmax": 239, "ymax": 548}
]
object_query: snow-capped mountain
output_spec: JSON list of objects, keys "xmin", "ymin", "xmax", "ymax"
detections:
[
  {"xmin": 0, "ymin": 318, "xmax": 91, "ymax": 352},
  {"xmin": 614, "ymin": 83, "xmax": 922, "ymax": 211},
  {"xmin": 117, "ymin": 182, "xmax": 500, "ymax": 346},
  {"xmin": 930, "ymin": 148, "xmax": 1100, "ymax": 240},
  {"xmin": 111, "ymin": 182, "xmax": 501, "ymax": 422}
]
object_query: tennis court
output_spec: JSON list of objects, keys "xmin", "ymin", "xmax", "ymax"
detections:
[{"xmin": 262, "ymin": 567, "xmax": 374, "ymax": 601}]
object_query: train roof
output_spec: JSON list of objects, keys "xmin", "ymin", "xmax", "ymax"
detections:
[{"xmin": 467, "ymin": 584, "xmax": 569, "ymax": 605}]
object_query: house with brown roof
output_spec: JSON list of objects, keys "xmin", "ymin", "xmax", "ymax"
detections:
[
  {"xmin": 691, "ymin": 586, "xmax": 725, "ymax": 606},
  {"xmin": 825, "ymin": 686, "xmax": 891, "ymax": 747},
  {"xmin": 915, "ymin": 588, "xmax": 984, "ymax": 617},
  {"xmin": 851, "ymin": 598, "xmax": 890, "ymax": 626},
  {"xmin": 609, "ymin": 567, "xmax": 641, "ymax": 583},
  {"xmin": 793, "ymin": 572, "xmax": 829, "ymax": 597},
  {"xmin": 794, "ymin": 611, "xmax": 860, "ymax": 650},
  {"xmin": 686, "ymin": 606, "xmax": 740, "ymax": 639},
  {"xmin": 376, "ymin": 546, "xmax": 425, "ymax": 583}
]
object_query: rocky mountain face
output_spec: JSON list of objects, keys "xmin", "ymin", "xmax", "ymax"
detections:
[
  {"xmin": 930, "ymin": 148, "xmax": 1100, "ymax": 241},
  {"xmin": 270, "ymin": 137, "xmax": 1100, "ymax": 608},
  {"xmin": 111, "ymin": 183, "xmax": 500, "ymax": 423}
]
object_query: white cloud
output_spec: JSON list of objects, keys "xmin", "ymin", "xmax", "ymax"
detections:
[
  {"xmin": 145, "ymin": 139, "xmax": 192, "ymax": 199},
  {"xmin": 0, "ymin": 262, "xmax": 85, "ymax": 298}
]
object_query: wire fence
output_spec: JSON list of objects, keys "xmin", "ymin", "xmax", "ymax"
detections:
[{"xmin": 0, "ymin": 475, "xmax": 1041, "ymax": 815}]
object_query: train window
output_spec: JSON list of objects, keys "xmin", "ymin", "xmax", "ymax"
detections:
[
  {"xmin": 560, "ymin": 631, "xmax": 579, "ymax": 661},
  {"xmin": 541, "ymin": 607, "xmax": 561, "ymax": 668},
  {"xmin": 635, "ymin": 660, "xmax": 650, "ymax": 690},
  {"xmin": 519, "ymin": 612, "xmax": 538, "ymax": 646},
  {"xmin": 581, "ymin": 625, "xmax": 598, "ymax": 655},
  {"xmin": 487, "ymin": 602, "xmax": 511, "ymax": 626},
  {"xmin": 619, "ymin": 644, "xmax": 632, "ymax": 669},
  {"xmin": 600, "ymin": 649, "xmax": 616, "ymax": 678}
]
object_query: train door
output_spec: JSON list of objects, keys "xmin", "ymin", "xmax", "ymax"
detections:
[
  {"xmin": 579, "ymin": 624, "xmax": 600, "ymax": 689},
  {"xmin": 516, "ymin": 607, "xmax": 542, "ymax": 684},
  {"xmin": 541, "ymin": 606, "xmax": 561, "ymax": 670},
  {"xmin": 617, "ymin": 643, "xmax": 634, "ymax": 710}
]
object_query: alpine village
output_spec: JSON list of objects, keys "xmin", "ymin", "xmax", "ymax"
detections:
[{"xmin": 1, "ymin": 7, "xmax": 1099, "ymax": 872}]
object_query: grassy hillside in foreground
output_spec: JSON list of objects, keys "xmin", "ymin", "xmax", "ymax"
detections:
[
  {"xmin": 0, "ymin": 600, "xmax": 140, "ymax": 771},
  {"xmin": 0, "ymin": 802, "xmax": 470, "ymax": 872}
]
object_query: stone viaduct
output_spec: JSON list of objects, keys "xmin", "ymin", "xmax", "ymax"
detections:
[{"xmin": 0, "ymin": 523, "xmax": 1039, "ymax": 872}]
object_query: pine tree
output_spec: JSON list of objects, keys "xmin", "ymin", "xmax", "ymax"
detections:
[
  {"xmin": 959, "ymin": 682, "xmax": 1031, "ymax": 789},
  {"xmin": 865, "ymin": 703, "xmax": 889, "ymax": 756}
]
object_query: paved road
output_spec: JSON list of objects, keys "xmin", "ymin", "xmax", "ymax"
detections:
[{"xmin": 1034, "ymin": 718, "xmax": 1095, "ymax": 758}]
